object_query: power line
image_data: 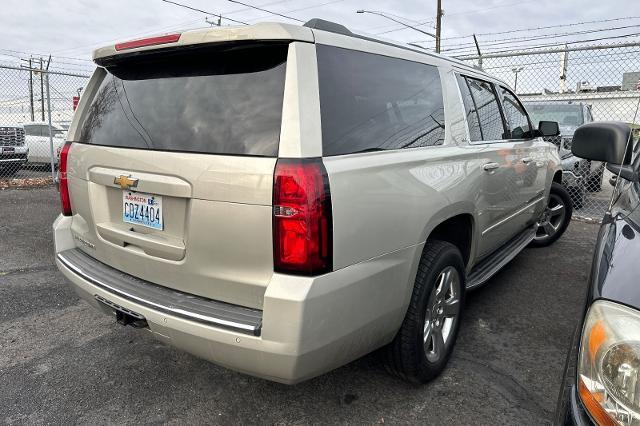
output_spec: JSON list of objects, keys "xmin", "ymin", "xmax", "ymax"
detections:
[
  {"xmin": 445, "ymin": 0, "xmax": 536, "ymax": 18},
  {"xmin": 223, "ymin": 0, "xmax": 296, "ymax": 16},
  {"xmin": 372, "ymin": 0, "xmax": 535, "ymax": 36},
  {"xmin": 375, "ymin": 19, "xmax": 435, "ymax": 35},
  {"xmin": 456, "ymin": 33, "xmax": 640, "ymax": 56},
  {"xmin": 243, "ymin": 0, "xmax": 348, "ymax": 23},
  {"xmin": 51, "ymin": 18, "xmax": 205, "ymax": 56},
  {"xmin": 0, "ymin": 48, "xmax": 92, "ymax": 63},
  {"xmin": 455, "ymin": 32, "xmax": 640, "ymax": 58},
  {"xmin": 158, "ymin": 0, "xmax": 249, "ymax": 24},
  {"xmin": 442, "ymin": 24, "xmax": 640, "ymax": 53},
  {"xmin": 224, "ymin": 0, "xmax": 304, "ymax": 23},
  {"xmin": 428, "ymin": 15, "xmax": 640, "ymax": 43}
]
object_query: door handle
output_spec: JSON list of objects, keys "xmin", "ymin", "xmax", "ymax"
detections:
[
  {"xmin": 483, "ymin": 162, "xmax": 500, "ymax": 171},
  {"xmin": 522, "ymin": 157, "xmax": 533, "ymax": 164}
]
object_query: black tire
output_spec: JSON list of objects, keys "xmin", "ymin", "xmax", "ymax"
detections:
[
  {"xmin": 529, "ymin": 182, "xmax": 573, "ymax": 248},
  {"xmin": 384, "ymin": 240, "xmax": 465, "ymax": 383}
]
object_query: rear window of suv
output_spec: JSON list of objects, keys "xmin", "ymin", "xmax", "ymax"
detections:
[
  {"xmin": 79, "ymin": 43, "xmax": 288, "ymax": 157},
  {"xmin": 316, "ymin": 45, "xmax": 445, "ymax": 156}
]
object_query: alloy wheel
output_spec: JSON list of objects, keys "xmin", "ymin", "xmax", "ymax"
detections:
[
  {"xmin": 535, "ymin": 193, "xmax": 566, "ymax": 242},
  {"xmin": 423, "ymin": 266, "xmax": 461, "ymax": 363}
]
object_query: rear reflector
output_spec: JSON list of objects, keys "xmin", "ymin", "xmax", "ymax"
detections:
[
  {"xmin": 273, "ymin": 159, "xmax": 332, "ymax": 276},
  {"xmin": 115, "ymin": 33, "xmax": 181, "ymax": 51},
  {"xmin": 58, "ymin": 141, "xmax": 72, "ymax": 216}
]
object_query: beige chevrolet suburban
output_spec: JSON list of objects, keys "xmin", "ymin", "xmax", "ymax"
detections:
[{"xmin": 53, "ymin": 19, "xmax": 571, "ymax": 384}]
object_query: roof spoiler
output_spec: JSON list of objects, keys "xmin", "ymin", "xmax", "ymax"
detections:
[{"xmin": 303, "ymin": 19, "xmax": 353, "ymax": 36}]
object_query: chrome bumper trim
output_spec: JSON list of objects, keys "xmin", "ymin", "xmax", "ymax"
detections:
[{"xmin": 57, "ymin": 249, "xmax": 262, "ymax": 336}]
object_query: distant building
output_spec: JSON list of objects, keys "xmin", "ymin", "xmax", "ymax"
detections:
[{"xmin": 621, "ymin": 72, "xmax": 640, "ymax": 91}]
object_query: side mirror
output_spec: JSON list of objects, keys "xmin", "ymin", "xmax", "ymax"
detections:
[
  {"xmin": 571, "ymin": 121, "xmax": 632, "ymax": 165},
  {"xmin": 538, "ymin": 121, "xmax": 560, "ymax": 137}
]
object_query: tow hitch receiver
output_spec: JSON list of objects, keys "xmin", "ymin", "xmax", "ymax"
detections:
[{"xmin": 95, "ymin": 294, "xmax": 149, "ymax": 328}]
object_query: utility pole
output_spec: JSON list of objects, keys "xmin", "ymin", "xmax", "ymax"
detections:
[
  {"xmin": 21, "ymin": 57, "xmax": 35, "ymax": 121},
  {"xmin": 39, "ymin": 57, "xmax": 45, "ymax": 121},
  {"xmin": 559, "ymin": 44, "xmax": 569, "ymax": 93},
  {"xmin": 20, "ymin": 57, "xmax": 36, "ymax": 120},
  {"xmin": 435, "ymin": 0, "xmax": 443, "ymax": 53},
  {"xmin": 44, "ymin": 55, "xmax": 56, "ymax": 180},
  {"xmin": 29, "ymin": 58, "xmax": 34, "ymax": 121}
]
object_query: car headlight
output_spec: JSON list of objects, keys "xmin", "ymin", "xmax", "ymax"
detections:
[{"xmin": 578, "ymin": 300, "xmax": 640, "ymax": 425}]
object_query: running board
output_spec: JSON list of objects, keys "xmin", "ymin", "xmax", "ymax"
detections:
[{"xmin": 466, "ymin": 225, "xmax": 537, "ymax": 290}]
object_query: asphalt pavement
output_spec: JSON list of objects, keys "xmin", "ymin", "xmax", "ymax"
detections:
[{"xmin": 0, "ymin": 188, "xmax": 599, "ymax": 425}]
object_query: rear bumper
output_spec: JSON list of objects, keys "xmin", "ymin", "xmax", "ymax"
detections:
[{"xmin": 53, "ymin": 215, "xmax": 420, "ymax": 384}]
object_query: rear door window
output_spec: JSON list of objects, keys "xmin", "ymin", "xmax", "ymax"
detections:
[
  {"xmin": 456, "ymin": 75, "xmax": 483, "ymax": 141},
  {"xmin": 498, "ymin": 86, "xmax": 533, "ymax": 139},
  {"xmin": 316, "ymin": 45, "xmax": 446, "ymax": 156},
  {"xmin": 462, "ymin": 77, "xmax": 507, "ymax": 141},
  {"xmin": 79, "ymin": 43, "xmax": 288, "ymax": 157}
]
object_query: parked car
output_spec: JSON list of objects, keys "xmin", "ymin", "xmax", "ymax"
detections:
[
  {"xmin": 22, "ymin": 121, "xmax": 67, "ymax": 167},
  {"xmin": 555, "ymin": 121, "xmax": 640, "ymax": 425},
  {"xmin": 525, "ymin": 102, "xmax": 604, "ymax": 208},
  {"xmin": 0, "ymin": 123, "xmax": 29, "ymax": 176},
  {"xmin": 53, "ymin": 19, "xmax": 570, "ymax": 384}
]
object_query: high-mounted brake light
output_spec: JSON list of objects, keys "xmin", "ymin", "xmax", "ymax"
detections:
[
  {"xmin": 115, "ymin": 33, "xmax": 181, "ymax": 51},
  {"xmin": 58, "ymin": 141, "xmax": 72, "ymax": 216},
  {"xmin": 273, "ymin": 159, "xmax": 333, "ymax": 276}
]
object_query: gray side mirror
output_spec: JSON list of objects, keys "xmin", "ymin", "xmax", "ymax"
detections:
[
  {"xmin": 538, "ymin": 121, "xmax": 560, "ymax": 137},
  {"xmin": 571, "ymin": 121, "xmax": 632, "ymax": 165}
]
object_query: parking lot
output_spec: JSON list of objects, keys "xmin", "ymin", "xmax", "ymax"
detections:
[{"xmin": 0, "ymin": 187, "xmax": 599, "ymax": 425}]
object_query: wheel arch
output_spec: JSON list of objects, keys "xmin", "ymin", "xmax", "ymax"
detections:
[
  {"xmin": 418, "ymin": 202, "xmax": 477, "ymax": 271},
  {"xmin": 553, "ymin": 169, "xmax": 563, "ymax": 184}
]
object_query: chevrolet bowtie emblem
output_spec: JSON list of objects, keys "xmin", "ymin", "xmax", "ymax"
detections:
[{"xmin": 114, "ymin": 175, "xmax": 138, "ymax": 190}]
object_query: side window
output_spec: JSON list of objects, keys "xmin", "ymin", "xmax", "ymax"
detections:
[
  {"xmin": 498, "ymin": 86, "xmax": 532, "ymax": 139},
  {"xmin": 456, "ymin": 75, "xmax": 483, "ymax": 141},
  {"xmin": 316, "ymin": 45, "xmax": 446, "ymax": 156},
  {"xmin": 464, "ymin": 77, "xmax": 507, "ymax": 141}
]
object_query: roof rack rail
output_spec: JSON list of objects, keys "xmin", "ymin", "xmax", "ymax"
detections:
[
  {"xmin": 304, "ymin": 18, "xmax": 438, "ymax": 57},
  {"xmin": 302, "ymin": 18, "xmax": 481, "ymax": 74}
]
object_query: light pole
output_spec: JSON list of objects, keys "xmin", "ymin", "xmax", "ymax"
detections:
[
  {"xmin": 511, "ymin": 67, "xmax": 524, "ymax": 93},
  {"xmin": 356, "ymin": 10, "xmax": 437, "ymax": 40}
]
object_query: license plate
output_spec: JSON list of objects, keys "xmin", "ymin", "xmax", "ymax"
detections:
[{"xmin": 122, "ymin": 191, "xmax": 163, "ymax": 230}]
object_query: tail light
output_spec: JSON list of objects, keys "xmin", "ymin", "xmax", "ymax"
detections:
[
  {"xmin": 273, "ymin": 158, "xmax": 332, "ymax": 276},
  {"xmin": 58, "ymin": 141, "xmax": 72, "ymax": 216},
  {"xmin": 115, "ymin": 33, "xmax": 181, "ymax": 51}
]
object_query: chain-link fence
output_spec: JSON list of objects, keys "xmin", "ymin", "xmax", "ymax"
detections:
[
  {"xmin": 0, "ymin": 64, "xmax": 91, "ymax": 188},
  {"xmin": 457, "ymin": 42, "xmax": 640, "ymax": 220}
]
